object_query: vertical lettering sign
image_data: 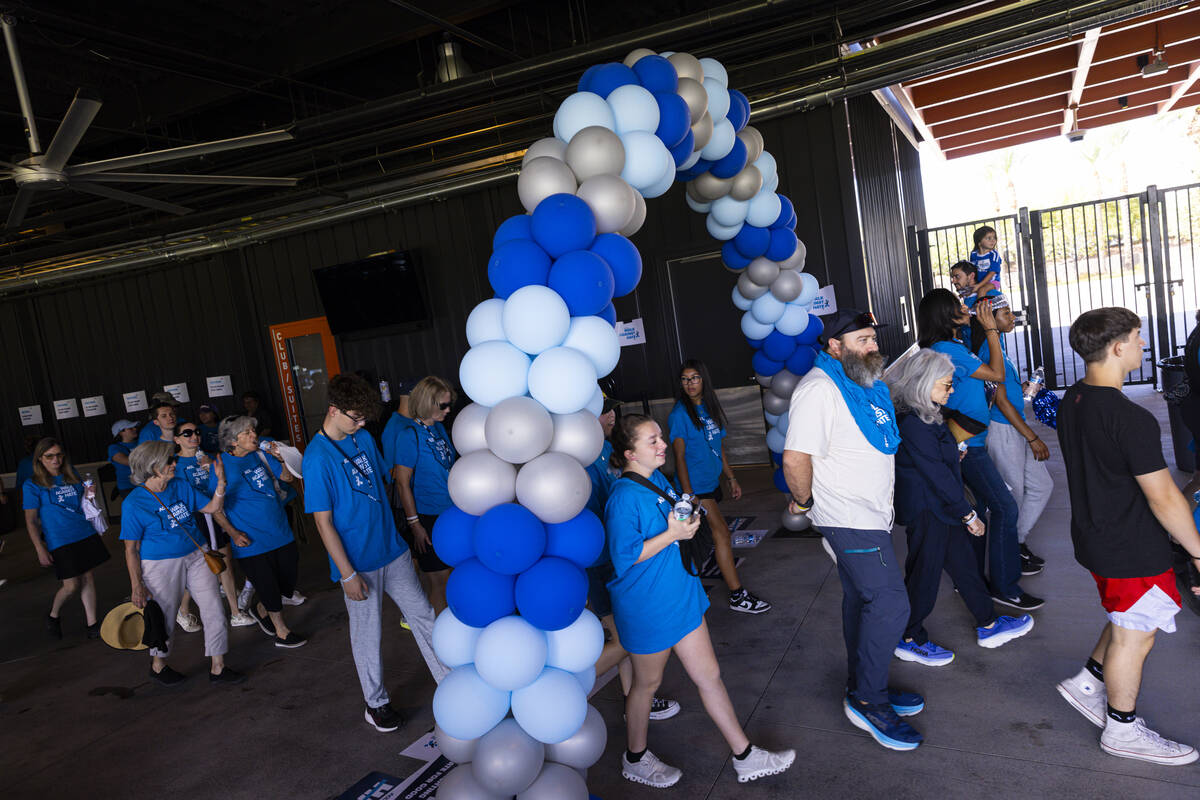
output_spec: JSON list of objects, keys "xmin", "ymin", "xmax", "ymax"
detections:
[{"xmin": 273, "ymin": 330, "xmax": 304, "ymax": 446}]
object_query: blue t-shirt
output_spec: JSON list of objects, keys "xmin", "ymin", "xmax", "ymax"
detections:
[
  {"xmin": 22, "ymin": 475, "xmax": 96, "ymax": 550},
  {"xmin": 119, "ymin": 479, "xmax": 206, "ymax": 560},
  {"xmin": 604, "ymin": 470, "xmax": 710, "ymax": 654},
  {"xmin": 220, "ymin": 451, "xmax": 295, "ymax": 558},
  {"xmin": 929, "ymin": 339, "xmax": 990, "ymax": 447},
  {"xmin": 381, "ymin": 412, "xmax": 417, "ymax": 469},
  {"xmin": 978, "ymin": 341, "xmax": 1025, "ymax": 425},
  {"xmin": 108, "ymin": 442, "xmax": 134, "ymax": 490},
  {"xmin": 15, "ymin": 456, "xmax": 33, "ymax": 493},
  {"xmin": 969, "ymin": 249, "xmax": 1002, "ymax": 287},
  {"xmin": 585, "ymin": 441, "xmax": 617, "ymax": 565},
  {"xmin": 668, "ymin": 401, "xmax": 725, "ymax": 494},
  {"xmin": 395, "ymin": 421, "xmax": 457, "ymax": 515},
  {"xmin": 176, "ymin": 454, "xmax": 217, "ymax": 496},
  {"xmin": 137, "ymin": 420, "xmax": 187, "ymax": 444},
  {"xmin": 302, "ymin": 430, "xmax": 407, "ymax": 581}
]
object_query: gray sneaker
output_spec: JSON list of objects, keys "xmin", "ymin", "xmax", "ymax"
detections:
[
  {"xmin": 733, "ymin": 745, "xmax": 795, "ymax": 783},
  {"xmin": 622, "ymin": 749, "xmax": 681, "ymax": 788},
  {"xmin": 1056, "ymin": 669, "xmax": 1106, "ymax": 728},
  {"xmin": 1100, "ymin": 718, "xmax": 1198, "ymax": 766}
]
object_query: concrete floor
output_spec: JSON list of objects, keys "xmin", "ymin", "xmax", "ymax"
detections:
[{"xmin": 3, "ymin": 386, "xmax": 1200, "ymax": 799}]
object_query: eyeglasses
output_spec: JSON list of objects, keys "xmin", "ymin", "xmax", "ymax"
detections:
[
  {"xmin": 936, "ymin": 380, "xmax": 954, "ymax": 389},
  {"xmin": 42, "ymin": 452, "xmax": 64, "ymax": 460},
  {"xmin": 177, "ymin": 429, "xmax": 199, "ymax": 438},
  {"xmin": 437, "ymin": 402, "xmax": 452, "ymax": 410},
  {"xmin": 339, "ymin": 408, "xmax": 367, "ymax": 424},
  {"xmin": 680, "ymin": 376, "xmax": 702, "ymax": 384}
]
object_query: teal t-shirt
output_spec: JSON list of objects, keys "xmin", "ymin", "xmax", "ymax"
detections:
[
  {"xmin": 668, "ymin": 401, "xmax": 724, "ymax": 494},
  {"xmin": 930, "ymin": 339, "xmax": 990, "ymax": 447}
]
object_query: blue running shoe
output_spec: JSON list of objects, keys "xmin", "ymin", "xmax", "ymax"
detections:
[
  {"xmin": 893, "ymin": 639, "xmax": 955, "ymax": 666},
  {"xmin": 888, "ymin": 689, "xmax": 925, "ymax": 717},
  {"xmin": 843, "ymin": 696, "xmax": 923, "ymax": 751},
  {"xmin": 977, "ymin": 614, "xmax": 1034, "ymax": 649}
]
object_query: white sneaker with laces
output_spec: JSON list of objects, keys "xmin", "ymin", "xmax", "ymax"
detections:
[
  {"xmin": 229, "ymin": 610, "xmax": 257, "ymax": 627},
  {"xmin": 622, "ymin": 749, "xmax": 682, "ymax": 788},
  {"xmin": 648, "ymin": 697, "xmax": 680, "ymax": 721},
  {"xmin": 733, "ymin": 745, "xmax": 796, "ymax": 783},
  {"xmin": 237, "ymin": 582, "xmax": 255, "ymax": 611},
  {"xmin": 1100, "ymin": 718, "xmax": 1199, "ymax": 766},
  {"xmin": 282, "ymin": 590, "xmax": 307, "ymax": 606},
  {"xmin": 175, "ymin": 611, "xmax": 201, "ymax": 633},
  {"xmin": 1056, "ymin": 668, "xmax": 1106, "ymax": 728}
]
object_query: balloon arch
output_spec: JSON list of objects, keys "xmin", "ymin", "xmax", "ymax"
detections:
[{"xmin": 428, "ymin": 46, "xmax": 823, "ymax": 799}]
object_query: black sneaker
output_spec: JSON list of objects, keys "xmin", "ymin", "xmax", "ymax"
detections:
[
  {"xmin": 729, "ymin": 588, "xmax": 772, "ymax": 614},
  {"xmin": 649, "ymin": 697, "xmax": 681, "ymax": 720},
  {"xmin": 991, "ymin": 591, "xmax": 1044, "ymax": 611},
  {"xmin": 1020, "ymin": 555, "xmax": 1044, "ymax": 576},
  {"xmin": 247, "ymin": 606, "xmax": 276, "ymax": 637},
  {"xmin": 209, "ymin": 668, "xmax": 247, "ymax": 686},
  {"xmin": 150, "ymin": 665, "xmax": 188, "ymax": 686},
  {"xmin": 364, "ymin": 702, "xmax": 404, "ymax": 732},
  {"xmin": 1020, "ymin": 544, "xmax": 1045, "ymax": 567},
  {"xmin": 46, "ymin": 614, "xmax": 62, "ymax": 640},
  {"xmin": 275, "ymin": 632, "xmax": 308, "ymax": 649},
  {"xmin": 86, "ymin": 621, "xmax": 102, "ymax": 639}
]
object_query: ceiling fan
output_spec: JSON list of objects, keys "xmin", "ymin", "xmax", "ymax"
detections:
[{"xmin": 0, "ymin": 15, "xmax": 300, "ymax": 231}]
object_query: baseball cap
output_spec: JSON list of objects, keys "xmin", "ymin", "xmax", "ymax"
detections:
[
  {"xmin": 820, "ymin": 309, "xmax": 886, "ymax": 343},
  {"xmin": 111, "ymin": 419, "xmax": 138, "ymax": 437},
  {"xmin": 150, "ymin": 391, "xmax": 179, "ymax": 406}
]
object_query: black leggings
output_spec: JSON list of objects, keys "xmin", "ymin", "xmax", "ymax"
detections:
[{"xmin": 237, "ymin": 542, "xmax": 299, "ymax": 613}]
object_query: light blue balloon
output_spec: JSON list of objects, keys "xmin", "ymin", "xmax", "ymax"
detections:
[
  {"xmin": 585, "ymin": 385, "xmax": 604, "ymax": 416},
  {"xmin": 702, "ymin": 77, "xmax": 731, "ymax": 120},
  {"xmin": 705, "ymin": 214, "xmax": 742, "ymax": 241},
  {"xmin": 460, "ymin": 341, "xmax": 532, "ymax": 407},
  {"xmin": 731, "ymin": 285, "xmax": 753, "ymax": 310},
  {"xmin": 775, "ymin": 303, "xmax": 811, "ymax": 336},
  {"xmin": 619, "ymin": 130, "xmax": 672, "ymax": 192},
  {"xmin": 573, "ymin": 667, "xmax": 595, "ymax": 695},
  {"xmin": 511, "ymin": 667, "xmax": 588, "ymax": 744},
  {"xmin": 528, "ymin": 347, "xmax": 598, "ymax": 415},
  {"xmin": 544, "ymin": 609, "xmax": 604, "ymax": 674},
  {"xmin": 796, "ymin": 272, "xmax": 820, "ymax": 306},
  {"xmin": 754, "ymin": 151, "xmax": 778, "ymax": 186},
  {"xmin": 678, "ymin": 149, "xmax": 701, "ymax": 170},
  {"xmin": 562, "ymin": 315, "xmax": 620, "ymax": 377},
  {"xmin": 684, "ymin": 192, "xmax": 711, "ymax": 213},
  {"xmin": 699, "ymin": 57, "xmax": 728, "ymax": 86},
  {"xmin": 710, "ymin": 194, "xmax": 749, "ymax": 227},
  {"xmin": 432, "ymin": 608, "xmax": 484, "ymax": 668},
  {"xmin": 750, "ymin": 291, "xmax": 786, "ymax": 325},
  {"xmin": 434, "ymin": 665, "xmax": 513, "ymax": 740},
  {"xmin": 766, "ymin": 427, "xmax": 786, "ymax": 454},
  {"xmin": 475, "ymin": 615, "xmax": 549, "ymax": 691},
  {"xmin": 466, "ymin": 298, "xmax": 507, "ymax": 346},
  {"xmin": 746, "ymin": 192, "xmax": 782, "ymax": 228},
  {"xmin": 554, "ymin": 92, "xmax": 616, "ymax": 143},
  {"xmin": 641, "ymin": 162, "xmax": 675, "ymax": 199},
  {"xmin": 741, "ymin": 310, "xmax": 774, "ymax": 340},
  {"xmin": 607, "ymin": 84, "xmax": 660, "ymax": 134},
  {"xmin": 502, "ymin": 285, "xmax": 571, "ymax": 355},
  {"xmin": 762, "ymin": 171, "xmax": 780, "ymax": 194},
  {"xmin": 776, "ymin": 409, "xmax": 790, "ymax": 432},
  {"xmin": 699, "ymin": 117, "xmax": 735, "ymax": 160},
  {"xmin": 763, "ymin": 410, "xmax": 780, "ymax": 427}
]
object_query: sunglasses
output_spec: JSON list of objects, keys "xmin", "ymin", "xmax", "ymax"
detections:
[
  {"xmin": 177, "ymin": 429, "xmax": 199, "ymax": 438},
  {"xmin": 437, "ymin": 402, "xmax": 452, "ymax": 410}
]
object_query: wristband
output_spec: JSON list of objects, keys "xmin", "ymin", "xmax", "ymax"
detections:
[
  {"xmin": 1025, "ymin": 436, "xmax": 1038, "ymax": 444},
  {"xmin": 407, "ymin": 515, "xmax": 420, "ymax": 522},
  {"xmin": 214, "ymin": 489, "xmax": 225, "ymax": 497},
  {"xmin": 793, "ymin": 496, "xmax": 813, "ymax": 512},
  {"xmin": 340, "ymin": 571, "xmax": 357, "ymax": 583}
]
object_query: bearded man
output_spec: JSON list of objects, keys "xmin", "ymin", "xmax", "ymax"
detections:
[{"xmin": 782, "ymin": 309, "xmax": 924, "ymax": 753}]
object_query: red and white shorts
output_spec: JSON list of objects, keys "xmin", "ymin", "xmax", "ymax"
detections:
[{"xmin": 1091, "ymin": 569, "xmax": 1182, "ymax": 633}]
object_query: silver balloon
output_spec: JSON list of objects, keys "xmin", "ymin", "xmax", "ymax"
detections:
[
  {"xmin": 515, "ymin": 763, "xmax": 588, "ymax": 800},
  {"xmin": 677, "ymin": 77, "xmax": 708, "ymax": 124},
  {"xmin": 543, "ymin": 705, "xmax": 607, "ymax": 769},
  {"xmin": 516, "ymin": 452, "xmax": 591, "ymax": 524},
  {"xmin": 781, "ymin": 240, "xmax": 806, "ymax": 271},
  {"xmin": 770, "ymin": 369, "xmax": 801, "ymax": 400},
  {"xmin": 485, "ymin": 396, "xmax": 554, "ymax": 465},
  {"xmin": 549, "ymin": 411, "xmax": 605, "ymax": 465},
  {"xmin": 667, "ymin": 52, "xmax": 704, "ymax": 83},
  {"xmin": 762, "ymin": 391, "xmax": 790, "ymax": 416},
  {"xmin": 436, "ymin": 723, "xmax": 480, "ymax": 764},
  {"xmin": 565, "ymin": 125, "xmax": 625, "ymax": 182},
  {"xmin": 781, "ymin": 508, "xmax": 812, "ymax": 531},
  {"xmin": 685, "ymin": 180, "xmax": 706, "ymax": 203},
  {"xmin": 471, "ymin": 719, "xmax": 545, "ymax": 796},
  {"xmin": 692, "ymin": 170, "xmax": 731, "ymax": 202},
  {"xmin": 730, "ymin": 164, "xmax": 763, "ymax": 201},
  {"xmin": 770, "ymin": 268, "xmax": 803, "ymax": 302},
  {"xmin": 739, "ymin": 126, "xmax": 764, "ymax": 162},
  {"xmin": 523, "ymin": 137, "xmax": 566, "ymax": 166},
  {"xmin": 451, "ymin": 402, "xmax": 491, "ymax": 456},
  {"xmin": 437, "ymin": 764, "xmax": 506, "ymax": 800},
  {"xmin": 690, "ymin": 111, "xmax": 713, "ymax": 151},
  {"xmin": 619, "ymin": 189, "xmax": 646, "ymax": 237},
  {"xmin": 623, "ymin": 47, "xmax": 656, "ymax": 67},
  {"xmin": 518, "ymin": 156, "xmax": 577, "ymax": 214},
  {"xmin": 746, "ymin": 256, "xmax": 780, "ymax": 286},
  {"xmin": 755, "ymin": 372, "xmax": 774, "ymax": 388},
  {"xmin": 736, "ymin": 271, "xmax": 768, "ymax": 300},
  {"xmin": 576, "ymin": 174, "xmax": 636, "ymax": 234},
  {"xmin": 448, "ymin": 451, "xmax": 517, "ymax": 516}
]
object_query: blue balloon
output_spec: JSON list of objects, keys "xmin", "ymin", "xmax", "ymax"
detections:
[
  {"xmin": 654, "ymin": 91, "xmax": 690, "ymax": 148},
  {"xmin": 531, "ymin": 194, "xmax": 597, "ymax": 258},
  {"xmin": 632, "ymin": 55, "xmax": 677, "ymax": 93},
  {"xmin": 488, "ymin": 239, "xmax": 552, "ymax": 299},
  {"xmin": 690, "ymin": 157, "xmax": 714, "ymax": 175},
  {"xmin": 668, "ymin": 129, "xmax": 695, "ymax": 167},
  {"xmin": 577, "ymin": 64, "xmax": 602, "ymax": 94},
  {"xmin": 433, "ymin": 664, "xmax": 512, "ymax": 741},
  {"xmin": 722, "ymin": 240, "xmax": 752, "ymax": 270},
  {"xmin": 544, "ymin": 510, "xmax": 605, "ymax": 569},
  {"xmin": 786, "ymin": 345, "xmax": 818, "ymax": 376},
  {"xmin": 475, "ymin": 503, "xmax": 547, "ymax": 575},
  {"xmin": 726, "ymin": 89, "xmax": 750, "ymax": 131},
  {"xmin": 762, "ymin": 329, "xmax": 798, "ymax": 362},
  {"xmin": 766, "ymin": 227, "xmax": 798, "ymax": 261},
  {"xmin": 784, "ymin": 210, "xmax": 797, "ymax": 230},
  {"xmin": 493, "ymin": 214, "xmax": 533, "ymax": 249},
  {"xmin": 589, "ymin": 62, "xmax": 639, "ymax": 98},
  {"xmin": 709, "ymin": 137, "xmax": 747, "ymax": 179},
  {"xmin": 433, "ymin": 506, "xmax": 479, "ymax": 567},
  {"xmin": 773, "ymin": 467, "xmax": 789, "ymax": 493},
  {"xmin": 733, "ymin": 224, "xmax": 770, "ymax": 259},
  {"xmin": 515, "ymin": 557, "xmax": 588, "ymax": 631},
  {"xmin": 548, "ymin": 250, "xmax": 615, "ymax": 317},
  {"xmin": 752, "ymin": 350, "xmax": 784, "ymax": 376},
  {"xmin": 770, "ymin": 195, "xmax": 795, "ymax": 230},
  {"xmin": 770, "ymin": 450, "xmax": 783, "ymax": 466},
  {"xmin": 589, "ymin": 233, "xmax": 642, "ymax": 297},
  {"xmin": 597, "ymin": 303, "xmax": 617, "ymax": 326},
  {"xmin": 447, "ymin": 558, "xmax": 517, "ymax": 628},
  {"xmin": 746, "ymin": 335, "xmax": 765, "ymax": 350},
  {"xmin": 798, "ymin": 314, "xmax": 824, "ymax": 346}
]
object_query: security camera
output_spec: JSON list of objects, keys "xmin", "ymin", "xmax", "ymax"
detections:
[{"xmin": 1066, "ymin": 127, "xmax": 1085, "ymax": 143}]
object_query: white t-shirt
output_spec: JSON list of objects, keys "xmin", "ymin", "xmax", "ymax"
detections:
[{"xmin": 784, "ymin": 368, "xmax": 895, "ymax": 531}]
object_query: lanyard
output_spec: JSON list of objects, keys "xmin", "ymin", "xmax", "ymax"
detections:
[{"xmin": 321, "ymin": 428, "xmax": 379, "ymax": 503}]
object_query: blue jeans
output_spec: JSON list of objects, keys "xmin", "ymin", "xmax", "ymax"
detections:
[
  {"xmin": 960, "ymin": 445, "xmax": 1022, "ymax": 599},
  {"xmin": 821, "ymin": 526, "xmax": 909, "ymax": 706}
]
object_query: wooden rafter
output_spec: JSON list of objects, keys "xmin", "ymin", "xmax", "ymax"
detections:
[{"xmin": 1062, "ymin": 27, "xmax": 1102, "ymax": 134}]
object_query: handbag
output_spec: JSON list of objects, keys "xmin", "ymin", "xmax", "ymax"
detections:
[
  {"xmin": 145, "ymin": 488, "xmax": 227, "ymax": 576},
  {"xmin": 620, "ymin": 472, "xmax": 715, "ymax": 576}
]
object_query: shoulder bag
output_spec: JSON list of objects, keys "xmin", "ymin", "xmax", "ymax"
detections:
[{"xmin": 620, "ymin": 472, "xmax": 714, "ymax": 576}]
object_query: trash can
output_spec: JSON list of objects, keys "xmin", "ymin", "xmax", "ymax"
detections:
[{"xmin": 1158, "ymin": 356, "xmax": 1196, "ymax": 474}]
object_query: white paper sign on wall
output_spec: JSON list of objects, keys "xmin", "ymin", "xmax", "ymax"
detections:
[
  {"xmin": 81, "ymin": 396, "xmax": 107, "ymax": 417},
  {"xmin": 163, "ymin": 383, "xmax": 190, "ymax": 403},
  {"xmin": 53, "ymin": 399, "xmax": 79, "ymax": 420},
  {"xmin": 616, "ymin": 318, "xmax": 647, "ymax": 347},
  {"xmin": 19, "ymin": 405, "xmax": 43, "ymax": 426},
  {"xmin": 206, "ymin": 375, "xmax": 233, "ymax": 398},
  {"xmin": 810, "ymin": 285, "xmax": 838, "ymax": 317},
  {"xmin": 123, "ymin": 391, "xmax": 148, "ymax": 413}
]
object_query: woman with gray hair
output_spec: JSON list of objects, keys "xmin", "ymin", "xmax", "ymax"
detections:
[
  {"xmin": 887, "ymin": 349, "xmax": 1034, "ymax": 669},
  {"xmin": 119, "ymin": 441, "xmax": 246, "ymax": 686}
]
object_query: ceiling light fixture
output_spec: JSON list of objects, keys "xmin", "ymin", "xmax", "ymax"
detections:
[{"xmin": 434, "ymin": 36, "xmax": 472, "ymax": 83}]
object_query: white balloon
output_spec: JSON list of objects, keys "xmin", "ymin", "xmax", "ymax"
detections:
[
  {"xmin": 699, "ymin": 117, "xmax": 736, "ymax": 161},
  {"xmin": 710, "ymin": 194, "xmax": 749, "ymax": 227},
  {"xmin": 502, "ymin": 285, "xmax": 571, "ymax": 355},
  {"xmin": 561, "ymin": 315, "xmax": 621, "ymax": 377},
  {"xmin": 705, "ymin": 214, "xmax": 742, "ymax": 241},
  {"xmin": 699, "ymin": 57, "xmax": 728, "ymax": 86},
  {"xmin": 746, "ymin": 192, "xmax": 783, "ymax": 228},
  {"xmin": 553, "ymin": 91, "xmax": 616, "ymax": 143},
  {"xmin": 732, "ymin": 285, "xmax": 753, "ymax": 310},
  {"xmin": 528, "ymin": 347, "xmax": 598, "ymax": 415},
  {"xmin": 466, "ymin": 298, "xmax": 506, "ymax": 346},
  {"xmin": 684, "ymin": 192, "xmax": 711, "ymax": 213},
  {"xmin": 523, "ymin": 137, "xmax": 566, "ymax": 165},
  {"xmin": 702, "ymin": 77, "xmax": 730, "ymax": 121},
  {"xmin": 607, "ymin": 84, "xmax": 660, "ymax": 134},
  {"xmin": 460, "ymin": 341, "xmax": 531, "ymax": 407},
  {"xmin": 451, "ymin": 402, "xmax": 491, "ymax": 456}
]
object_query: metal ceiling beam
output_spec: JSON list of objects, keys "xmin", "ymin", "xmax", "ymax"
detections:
[
  {"xmin": 1061, "ymin": 26, "xmax": 1102, "ymax": 134},
  {"xmin": 384, "ymin": 0, "xmax": 521, "ymax": 61}
]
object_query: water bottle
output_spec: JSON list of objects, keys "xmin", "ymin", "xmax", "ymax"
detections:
[
  {"xmin": 379, "ymin": 379, "xmax": 391, "ymax": 404},
  {"xmin": 673, "ymin": 496, "xmax": 693, "ymax": 521},
  {"xmin": 1024, "ymin": 366, "xmax": 1045, "ymax": 400}
]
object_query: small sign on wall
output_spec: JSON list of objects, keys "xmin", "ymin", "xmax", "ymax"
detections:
[
  {"xmin": 206, "ymin": 375, "xmax": 233, "ymax": 398},
  {"xmin": 81, "ymin": 396, "xmax": 107, "ymax": 417},
  {"xmin": 811, "ymin": 285, "xmax": 838, "ymax": 316},
  {"xmin": 617, "ymin": 318, "xmax": 647, "ymax": 347},
  {"xmin": 19, "ymin": 405, "xmax": 43, "ymax": 426},
  {"xmin": 123, "ymin": 391, "xmax": 148, "ymax": 413},
  {"xmin": 53, "ymin": 399, "xmax": 80, "ymax": 420},
  {"xmin": 163, "ymin": 383, "xmax": 190, "ymax": 403}
]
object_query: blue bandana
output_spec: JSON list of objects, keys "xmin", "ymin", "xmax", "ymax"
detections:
[{"xmin": 815, "ymin": 350, "xmax": 901, "ymax": 454}]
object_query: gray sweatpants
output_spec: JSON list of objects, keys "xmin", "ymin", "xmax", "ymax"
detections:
[
  {"xmin": 141, "ymin": 550, "xmax": 228, "ymax": 658},
  {"xmin": 345, "ymin": 550, "xmax": 448, "ymax": 708},
  {"xmin": 986, "ymin": 421, "xmax": 1054, "ymax": 543}
]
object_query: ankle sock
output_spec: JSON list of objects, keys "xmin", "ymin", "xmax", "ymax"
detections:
[
  {"xmin": 1086, "ymin": 658, "xmax": 1105, "ymax": 683},
  {"xmin": 626, "ymin": 748, "xmax": 646, "ymax": 763},
  {"xmin": 733, "ymin": 744, "xmax": 753, "ymax": 760},
  {"xmin": 1106, "ymin": 704, "xmax": 1136, "ymax": 724}
]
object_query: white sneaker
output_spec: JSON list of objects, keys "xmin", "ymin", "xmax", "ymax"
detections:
[
  {"xmin": 1100, "ymin": 718, "xmax": 1199, "ymax": 766},
  {"xmin": 1056, "ymin": 668, "xmax": 1106, "ymax": 728},
  {"xmin": 229, "ymin": 610, "xmax": 257, "ymax": 627},
  {"xmin": 622, "ymin": 749, "xmax": 682, "ymax": 788},
  {"xmin": 282, "ymin": 590, "xmax": 307, "ymax": 606},
  {"xmin": 648, "ymin": 697, "xmax": 680, "ymax": 721},
  {"xmin": 176, "ymin": 611, "xmax": 201, "ymax": 633},
  {"xmin": 237, "ymin": 582, "xmax": 255, "ymax": 611},
  {"xmin": 733, "ymin": 745, "xmax": 795, "ymax": 783}
]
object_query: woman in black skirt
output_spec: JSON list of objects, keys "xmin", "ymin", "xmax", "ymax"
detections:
[{"xmin": 22, "ymin": 438, "xmax": 111, "ymax": 639}]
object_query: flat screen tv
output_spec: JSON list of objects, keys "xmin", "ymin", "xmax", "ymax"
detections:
[{"xmin": 313, "ymin": 250, "xmax": 428, "ymax": 336}]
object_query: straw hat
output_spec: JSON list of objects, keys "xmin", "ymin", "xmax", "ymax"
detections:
[{"xmin": 100, "ymin": 602, "xmax": 148, "ymax": 650}]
